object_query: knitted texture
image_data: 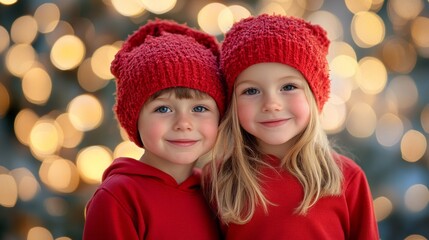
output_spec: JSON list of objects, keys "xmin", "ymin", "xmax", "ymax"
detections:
[
  {"xmin": 111, "ymin": 19, "xmax": 225, "ymax": 147},
  {"xmin": 221, "ymin": 14, "xmax": 330, "ymax": 111}
]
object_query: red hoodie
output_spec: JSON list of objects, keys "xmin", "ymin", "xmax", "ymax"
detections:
[
  {"xmin": 83, "ymin": 157, "xmax": 220, "ymax": 240},
  {"xmin": 222, "ymin": 154, "xmax": 379, "ymax": 240}
]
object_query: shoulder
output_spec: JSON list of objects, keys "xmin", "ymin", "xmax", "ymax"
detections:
[
  {"xmin": 335, "ymin": 154, "xmax": 362, "ymax": 173},
  {"xmin": 334, "ymin": 154, "xmax": 374, "ymax": 203},
  {"xmin": 89, "ymin": 174, "xmax": 148, "ymax": 215},
  {"xmin": 334, "ymin": 154, "xmax": 367, "ymax": 187},
  {"xmin": 102, "ymin": 173, "xmax": 133, "ymax": 189},
  {"xmin": 94, "ymin": 174, "xmax": 137, "ymax": 203}
]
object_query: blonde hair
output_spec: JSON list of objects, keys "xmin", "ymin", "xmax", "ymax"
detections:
[{"xmin": 206, "ymin": 82, "xmax": 343, "ymax": 224}]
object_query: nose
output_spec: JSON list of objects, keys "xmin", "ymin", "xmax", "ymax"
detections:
[
  {"xmin": 174, "ymin": 112, "xmax": 193, "ymax": 131},
  {"xmin": 262, "ymin": 93, "xmax": 282, "ymax": 112}
]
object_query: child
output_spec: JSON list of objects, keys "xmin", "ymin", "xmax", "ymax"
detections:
[
  {"xmin": 83, "ymin": 19, "xmax": 225, "ymax": 239},
  {"xmin": 205, "ymin": 14, "xmax": 379, "ymax": 239}
]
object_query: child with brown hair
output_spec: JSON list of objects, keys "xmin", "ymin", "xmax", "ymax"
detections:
[{"xmin": 83, "ymin": 19, "xmax": 225, "ymax": 239}]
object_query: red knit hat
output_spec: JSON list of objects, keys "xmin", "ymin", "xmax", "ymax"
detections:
[
  {"xmin": 111, "ymin": 19, "xmax": 225, "ymax": 147},
  {"xmin": 221, "ymin": 14, "xmax": 330, "ymax": 111}
]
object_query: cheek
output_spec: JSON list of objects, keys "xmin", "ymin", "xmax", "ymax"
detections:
[
  {"xmin": 138, "ymin": 118, "xmax": 165, "ymax": 144},
  {"xmin": 290, "ymin": 95, "xmax": 311, "ymax": 123},
  {"xmin": 199, "ymin": 119, "xmax": 219, "ymax": 143},
  {"xmin": 236, "ymin": 100, "xmax": 254, "ymax": 128}
]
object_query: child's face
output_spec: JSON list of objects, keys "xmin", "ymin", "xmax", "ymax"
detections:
[
  {"xmin": 234, "ymin": 62, "xmax": 310, "ymax": 155},
  {"xmin": 137, "ymin": 91, "xmax": 220, "ymax": 171}
]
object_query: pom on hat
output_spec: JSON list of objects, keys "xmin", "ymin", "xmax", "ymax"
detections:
[
  {"xmin": 111, "ymin": 19, "xmax": 225, "ymax": 147},
  {"xmin": 221, "ymin": 14, "xmax": 330, "ymax": 111}
]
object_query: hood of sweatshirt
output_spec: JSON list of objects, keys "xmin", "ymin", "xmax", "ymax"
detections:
[{"xmin": 102, "ymin": 157, "xmax": 201, "ymax": 191}]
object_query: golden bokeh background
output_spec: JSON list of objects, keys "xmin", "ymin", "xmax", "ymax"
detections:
[{"xmin": 0, "ymin": 0, "xmax": 428, "ymax": 239}]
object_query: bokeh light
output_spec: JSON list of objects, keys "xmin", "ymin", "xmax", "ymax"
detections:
[
  {"xmin": 29, "ymin": 118, "xmax": 64, "ymax": 159},
  {"xmin": 77, "ymin": 146, "xmax": 113, "ymax": 184},
  {"xmin": 113, "ymin": 141, "xmax": 145, "ymax": 159},
  {"xmin": 0, "ymin": 83, "xmax": 10, "ymax": 117},
  {"xmin": 404, "ymin": 184, "xmax": 429, "ymax": 212},
  {"xmin": 34, "ymin": 3, "xmax": 61, "ymax": 33},
  {"xmin": 259, "ymin": 2, "xmax": 286, "ymax": 16},
  {"xmin": 10, "ymin": 168, "xmax": 39, "ymax": 202},
  {"xmin": 0, "ymin": 0, "xmax": 17, "ymax": 5},
  {"xmin": 10, "ymin": 15, "xmax": 38, "ymax": 44},
  {"xmin": 44, "ymin": 21, "xmax": 75, "ymax": 46},
  {"xmin": 91, "ymin": 45, "xmax": 118, "ymax": 80},
  {"xmin": 218, "ymin": 5, "xmax": 251, "ymax": 33},
  {"xmin": 198, "ymin": 3, "xmax": 228, "ymax": 35},
  {"xmin": 39, "ymin": 157, "xmax": 80, "ymax": 193},
  {"xmin": 373, "ymin": 196, "xmax": 393, "ymax": 222},
  {"xmin": 404, "ymin": 235, "xmax": 428, "ymax": 240},
  {"xmin": 422, "ymin": 105, "xmax": 429, "ymax": 134},
  {"xmin": 330, "ymin": 55, "xmax": 358, "ymax": 79},
  {"xmin": 411, "ymin": 17, "xmax": 429, "ymax": 47},
  {"xmin": 346, "ymin": 102, "xmax": 377, "ymax": 138},
  {"xmin": 67, "ymin": 94, "xmax": 104, "ymax": 132},
  {"xmin": 381, "ymin": 37, "xmax": 417, "ymax": 74},
  {"xmin": 50, "ymin": 35, "xmax": 85, "ymax": 70},
  {"xmin": 345, "ymin": 0, "xmax": 372, "ymax": 14},
  {"xmin": 27, "ymin": 226, "xmax": 53, "ymax": 240},
  {"xmin": 226, "ymin": 5, "xmax": 251, "ymax": 22},
  {"xmin": 141, "ymin": 0, "xmax": 177, "ymax": 14},
  {"xmin": 301, "ymin": 0, "xmax": 323, "ymax": 11},
  {"xmin": 0, "ymin": 173, "xmax": 18, "ymax": 207},
  {"xmin": 77, "ymin": 58, "xmax": 110, "ymax": 92},
  {"xmin": 351, "ymin": 11, "xmax": 385, "ymax": 48},
  {"xmin": 111, "ymin": 0, "xmax": 146, "ymax": 17},
  {"xmin": 14, "ymin": 108, "xmax": 39, "ymax": 146},
  {"xmin": 321, "ymin": 94, "xmax": 347, "ymax": 134},
  {"xmin": 0, "ymin": 25, "xmax": 10, "ymax": 53},
  {"xmin": 355, "ymin": 57, "xmax": 387, "ymax": 95},
  {"xmin": 55, "ymin": 113, "xmax": 84, "ymax": 148},
  {"xmin": 385, "ymin": 75, "xmax": 418, "ymax": 112},
  {"xmin": 389, "ymin": 0, "xmax": 424, "ymax": 20},
  {"xmin": 411, "ymin": 16, "xmax": 429, "ymax": 57},
  {"xmin": 5, "ymin": 43, "xmax": 37, "ymax": 77},
  {"xmin": 21, "ymin": 67, "xmax": 52, "ymax": 105},
  {"xmin": 307, "ymin": 11, "xmax": 343, "ymax": 41},
  {"xmin": 376, "ymin": 113, "xmax": 404, "ymax": 147},
  {"xmin": 400, "ymin": 130, "xmax": 427, "ymax": 162}
]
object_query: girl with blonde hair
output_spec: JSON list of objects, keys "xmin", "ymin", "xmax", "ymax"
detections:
[{"xmin": 205, "ymin": 14, "xmax": 379, "ymax": 239}]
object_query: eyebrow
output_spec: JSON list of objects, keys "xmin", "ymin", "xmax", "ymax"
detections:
[
  {"xmin": 150, "ymin": 95, "xmax": 215, "ymax": 104},
  {"xmin": 236, "ymin": 75, "xmax": 304, "ymax": 86}
]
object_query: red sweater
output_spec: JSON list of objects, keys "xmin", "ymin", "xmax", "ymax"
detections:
[
  {"xmin": 83, "ymin": 157, "xmax": 220, "ymax": 240},
  {"xmin": 223, "ymin": 154, "xmax": 379, "ymax": 240}
]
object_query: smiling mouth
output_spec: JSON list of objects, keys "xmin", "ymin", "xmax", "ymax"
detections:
[
  {"xmin": 259, "ymin": 119, "xmax": 288, "ymax": 127},
  {"xmin": 167, "ymin": 140, "xmax": 198, "ymax": 147}
]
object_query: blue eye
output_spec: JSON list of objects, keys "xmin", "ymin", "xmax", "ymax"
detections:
[
  {"xmin": 155, "ymin": 106, "xmax": 171, "ymax": 113},
  {"xmin": 243, "ymin": 88, "xmax": 259, "ymax": 95},
  {"xmin": 282, "ymin": 84, "xmax": 297, "ymax": 91},
  {"xmin": 193, "ymin": 106, "xmax": 208, "ymax": 112}
]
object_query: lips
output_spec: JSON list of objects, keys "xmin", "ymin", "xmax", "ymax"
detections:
[
  {"xmin": 166, "ymin": 139, "xmax": 198, "ymax": 147},
  {"xmin": 259, "ymin": 119, "xmax": 288, "ymax": 127}
]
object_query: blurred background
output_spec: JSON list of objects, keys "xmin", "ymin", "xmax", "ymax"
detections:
[{"xmin": 0, "ymin": 0, "xmax": 428, "ymax": 239}]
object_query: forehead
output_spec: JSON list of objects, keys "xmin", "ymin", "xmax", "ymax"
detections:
[
  {"xmin": 236, "ymin": 62, "xmax": 305, "ymax": 84},
  {"xmin": 150, "ymin": 87, "xmax": 209, "ymax": 100}
]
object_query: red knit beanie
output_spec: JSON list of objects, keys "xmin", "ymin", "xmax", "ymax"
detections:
[
  {"xmin": 221, "ymin": 14, "xmax": 330, "ymax": 111},
  {"xmin": 111, "ymin": 19, "xmax": 225, "ymax": 147}
]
